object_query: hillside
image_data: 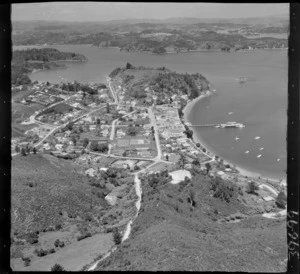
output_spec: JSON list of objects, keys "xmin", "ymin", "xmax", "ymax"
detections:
[
  {"xmin": 12, "ymin": 48, "xmax": 87, "ymax": 85},
  {"xmin": 12, "ymin": 18, "xmax": 288, "ymax": 52},
  {"xmin": 109, "ymin": 63, "xmax": 210, "ymax": 103},
  {"xmin": 11, "ymin": 154, "xmax": 136, "ymax": 271},
  {"xmin": 95, "ymin": 173, "xmax": 287, "ymax": 271}
]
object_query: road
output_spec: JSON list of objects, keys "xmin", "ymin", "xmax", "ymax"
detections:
[
  {"xmin": 147, "ymin": 107, "xmax": 162, "ymax": 161},
  {"xmin": 107, "ymin": 78, "xmax": 118, "ymax": 105},
  {"xmin": 258, "ymin": 184, "xmax": 279, "ymax": 196}
]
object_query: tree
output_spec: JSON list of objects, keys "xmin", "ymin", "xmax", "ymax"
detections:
[
  {"xmin": 129, "ymin": 106, "xmax": 134, "ymax": 112},
  {"xmin": 202, "ymin": 148, "xmax": 206, "ymax": 153},
  {"xmin": 275, "ymin": 191, "xmax": 287, "ymax": 209},
  {"xmin": 82, "ymin": 138, "xmax": 89, "ymax": 148},
  {"xmin": 33, "ymin": 147, "xmax": 37, "ymax": 154},
  {"xmin": 113, "ymin": 229, "xmax": 122, "ymax": 245},
  {"xmin": 192, "ymin": 159, "xmax": 200, "ymax": 166},
  {"xmin": 51, "ymin": 263, "xmax": 65, "ymax": 271},
  {"xmin": 90, "ymin": 141, "xmax": 98, "ymax": 151},
  {"xmin": 106, "ymin": 103, "xmax": 110, "ymax": 113},
  {"xmin": 166, "ymin": 154, "xmax": 169, "ymax": 161},
  {"xmin": 187, "ymin": 189, "xmax": 196, "ymax": 207},
  {"xmin": 79, "ymin": 126, "xmax": 84, "ymax": 133},
  {"xmin": 184, "ymin": 128, "xmax": 193, "ymax": 139},
  {"xmin": 205, "ymin": 162, "xmax": 211, "ymax": 174},
  {"xmin": 96, "ymin": 118, "xmax": 101, "ymax": 125},
  {"xmin": 71, "ymin": 136, "xmax": 77, "ymax": 146},
  {"xmin": 15, "ymin": 145, "xmax": 20, "ymax": 153},
  {"xmin": 127, "ymin": 124, "xmax": 138, "ymax": 136},
  {"xmin": 196, "ymin": 143, "xmax": 200, "ymax": 148},
  {"xmin": 98, "ymin": 143, "xmax": 108, "ymax": 153},
  {"xmin": 21, "ymin": 147, "xmax": 27, "ymax": 156},
  {"xmin": 66, "ymin": 122, "xmax": 73, "ymax": 131}
]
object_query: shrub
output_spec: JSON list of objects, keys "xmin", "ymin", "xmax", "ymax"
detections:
[
  {"xmin": 54, "ymin": 239, "xmax": 60, "ymax": 248},
  {"xmin": 84, "ymin": 214, "xmax": 92, "ymax": 222},
  {"xmin": 246, "ymin": 181, "xmax": 259, "ymax": 194},
  {"xmin": 211, "ymin": 177, "xmax": 236, "ymax": 203},
  {"xmin": 51, "ymin": 263, "xmax": 65, "ymax": 271},
  {"xmin": 49, "ymin": 248, "xmax": 56, "ymax": 254},
  {"xmin": 22, "ymin": 256, "xmax": 31, "ymax": 267},
  {"xmin": 276, "ymin": 191, "xmax": 287, "ymax": 209},
  {"xmin": 55, "ymin": 224, "xmax": 62, "ymax": 231},
  {"xmin": 35, "ymin": 248, "xmax": 48, "ymax": 257},
  {"xmin": 113, "ymin": 229, "xmax": 122, "ymax": 245}
]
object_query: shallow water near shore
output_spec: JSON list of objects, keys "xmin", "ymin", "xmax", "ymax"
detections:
[{"xmin": 14, "ymin": 44, "xmax": 287, "ymax": 181}]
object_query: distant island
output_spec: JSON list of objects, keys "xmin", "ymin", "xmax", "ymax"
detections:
[{"xmin": 12, "ymin": 48, "xmax": 87, "ymax": 85}]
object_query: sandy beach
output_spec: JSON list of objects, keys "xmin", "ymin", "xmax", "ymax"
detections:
[{"xmin": 182, "ymin": 91, "xmax": 286, "ymax": 186}]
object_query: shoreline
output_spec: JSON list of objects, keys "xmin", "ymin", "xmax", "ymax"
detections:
[{"xmin": 182, "ymin": 91, "xmax": 286, "ymax": 186}]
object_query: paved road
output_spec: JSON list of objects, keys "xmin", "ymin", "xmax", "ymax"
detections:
[
  {"xmin": 147, "ymin": 107, "xmax": 162, "ymax": 161},
  {"xmin": 107, "ymin": 78, "xmax": 118, "ymax": 105},
  {"xmin": 258, "ymin": 184, "xmax": 279, "ymax": 196}
]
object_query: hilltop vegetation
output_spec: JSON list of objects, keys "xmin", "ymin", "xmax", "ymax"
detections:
[
  {"xmin": 12, "ymin": 48, "xmax": 87, "ymax": 85},
  {"xmin": 95, "ymin": 172, "xmax": 287, "ymax": 271},
  {"xmin": 110, "ymin": 63, "xmax": 210, "ymax": 102}
]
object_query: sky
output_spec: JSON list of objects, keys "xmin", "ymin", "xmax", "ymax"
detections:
[{"xmin": 12, "ymin": 2, "xmax": 289, "ymax": 22}]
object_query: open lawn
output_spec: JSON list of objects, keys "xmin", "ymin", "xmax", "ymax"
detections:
[{"xmin": 12, "ymin": 102, "xmax": 43, "ymax": 123}]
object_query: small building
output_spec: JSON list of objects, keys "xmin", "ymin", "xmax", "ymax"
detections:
[{"xmin": 85, "ymin": 168, "xmax": 97, "ymax": 177}]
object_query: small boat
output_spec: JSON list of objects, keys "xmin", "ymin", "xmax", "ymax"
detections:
[
  {"xmin": 245, "ymin": 150, "xmax": 249, "ymax": 154},
  {"xmin": 277, "ymin": 158, "xmax": 281, "ymax": 161},
  {"xmin": 259, "ymin": 147, "xmax": 264, "ymax": 150},
  {"xmin": 257, "ymin": 154, "xmax": 262, "ymax": 158},
  {"xmin": 229, "ymin": 112, "xmax": 233, "ymax": 115},
  {"xmin": 255, "ymin": 136, "xmax": 261, "ymax": 140},
  {"xmin": 235, "ymin": 137, "xmax": 239, "ymax": 140}
]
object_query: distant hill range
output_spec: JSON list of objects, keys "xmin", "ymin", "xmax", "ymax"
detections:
[{"xmin": 12, "ymin": 16, "xmax": 288, "ymax": 52}]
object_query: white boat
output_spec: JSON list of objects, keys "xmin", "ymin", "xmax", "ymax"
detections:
[
  {"xmin": 257, "ymin": 154, "xmax": 262, "ymax": 158},
  {"xmin": 277, "ymin": 158, "xmax": 280, "ymax": 161},
  {"xmin": 228, "ymin": 112, "xmax": 233, "ymax": 115},
  {"xmin": 259, "ymin": 147, "xmax": 264, "ymax": 150},
  {"xmin": 245, "ymin": 150, "xmax": 249, "ymax": 154},
  {"xmin": 235, "ymin": 137, "xmax": 239, "ymax": 140},
  {"xmin": 255, "ymin": 136, "xmax": 261, "ymax": 140}
]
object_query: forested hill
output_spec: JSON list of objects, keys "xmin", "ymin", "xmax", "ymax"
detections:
[
  {"xmin": 109, "ymin": 63, "xmax": 211, "ymax": 103},
  {"xmin": 12, "ymin": 48, "xmax": 87, "ymax": 85}
]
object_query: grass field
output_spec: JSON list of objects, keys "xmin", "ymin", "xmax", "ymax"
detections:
[{"xmin": 12, "ymin": 102, "xmax": 43, "ymax": 123}]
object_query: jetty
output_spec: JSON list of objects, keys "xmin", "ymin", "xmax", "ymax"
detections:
[{"xmin": 187, "ymin": 121, "xmax": 245, "ymax": 128}]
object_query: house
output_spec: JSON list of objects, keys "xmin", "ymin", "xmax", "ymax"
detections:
[
  {"xmin": 55, "ymin": 144, "xmax": 64, "ymax": 150},
  {"xmin": 85, "ymin": 168, "xmax": 96, "ymax": 177},
  {"xmin": 105, "ymin": 194, "xmax": 117, "ymax": 206}
]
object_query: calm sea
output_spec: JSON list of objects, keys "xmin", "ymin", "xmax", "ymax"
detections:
[{"xmin": 14, "ymin": 45, "xmax": 287, "ymax": 180}]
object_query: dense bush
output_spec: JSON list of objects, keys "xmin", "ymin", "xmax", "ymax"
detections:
[
  {"xmin": 210, "ymin": 177, "xmax": 236, "ymax": 203},
  {"xmin": 35, "ymin": 248, "xmax": 48, "ymax": 257},
  {"xmin": 275, "ymin": 191, "xmax": 287, "ymax": 208},
  {"xmin": 51, "ymin": 263, "xmax": 66, "ymax": 271},
  {"xmin": 113, "ymin": 229, "xmax": 122, "ymax": 245}
]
